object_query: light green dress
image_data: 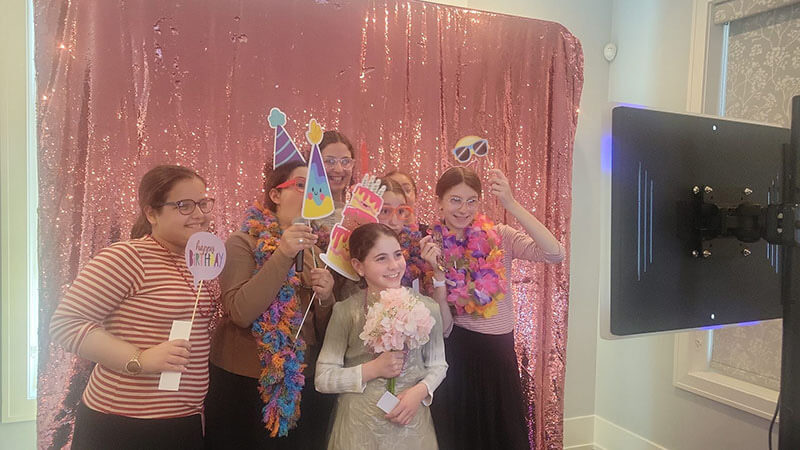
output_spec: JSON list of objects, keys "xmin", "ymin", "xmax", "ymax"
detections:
[{"xmin": 315, "ymin": 288, "xmax": 447, "ymax": 450}]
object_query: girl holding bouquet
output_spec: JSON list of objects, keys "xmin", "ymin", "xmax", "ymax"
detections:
[
  {"xmin": 422, "ymin": 166, "xmax": 565, "ymax": 450},
  {"xmin": 315, "ymin": 223, "xmax": 447, "ymax": 449}
]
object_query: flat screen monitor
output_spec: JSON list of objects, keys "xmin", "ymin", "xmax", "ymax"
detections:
[{"xmin": 608, "ymin": 106, "xmax": 790, "ymax": 336}]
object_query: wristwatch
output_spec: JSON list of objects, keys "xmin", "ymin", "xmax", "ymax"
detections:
[
  {"xmin": 433, "ymin": 277, "xmax": 447, "ymax": 289},
  {"xmin": 124, "ymin": 349, "xmax": 143, "ymax": 375}
]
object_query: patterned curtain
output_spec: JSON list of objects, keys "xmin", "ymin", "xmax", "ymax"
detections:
[
  {"xmin": 710, "ymin": 1, "xmax": 800, "ymax": 391},
  {"xmin": 713, "ymin": 0, "xmax": 800, "ymax": 24}
]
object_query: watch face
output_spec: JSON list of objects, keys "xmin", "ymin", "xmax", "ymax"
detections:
[{"xmin": 126, "ymin": 360, "xmax": 142, "ymax": 374}]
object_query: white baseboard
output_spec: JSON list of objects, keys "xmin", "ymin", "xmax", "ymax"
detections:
[
  {"xmin": 594, "ymin": 415, "xmax": 667, "ymax": 450},
  {"xmin": 564, "ymin": 415, "xmax": 595, "ymax": 448},
  {"xmin": 564, "ymin": 415, "xmax": 667, "ymax": 450}
]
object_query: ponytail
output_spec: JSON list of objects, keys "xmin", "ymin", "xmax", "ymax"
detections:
[{"xmin": 130, "ymin": 213, "xmax": 152, "ymax": 239}]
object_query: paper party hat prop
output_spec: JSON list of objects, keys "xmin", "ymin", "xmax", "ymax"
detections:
[
  {"xmin": 268, "ymin": 107, "xmax": 306, "ymax": 168},
  {"xmin": 301, "ymin": 119, "xmax": 336, "ymax": 220}
]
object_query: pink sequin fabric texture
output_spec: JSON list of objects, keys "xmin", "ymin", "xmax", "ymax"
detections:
[{"xmin": 34, "ymin": 1, "xmax": 582, "ymax": 448}]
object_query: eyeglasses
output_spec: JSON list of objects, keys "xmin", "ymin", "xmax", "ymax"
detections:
[
  {"xmin": 379, "ymin": 205, "xmax": 414, "ymax": 222},
  {"xmin": 323, "ymin": 157, "xmax": 355, "ymax": 170},
  {"xmin": 160, "ymin": 198, "xmax": 215, "ymax": 215},
  {"xmin": 452, "ymin": 139, "xmax": 489, "ymax": 163},
  {"xmin": 274, "ymin": 177, "xmax": 306, "ymax": 193},
  {"xmin": 447, "ymin": 196, "xmax": 479, "ymax": 209}
]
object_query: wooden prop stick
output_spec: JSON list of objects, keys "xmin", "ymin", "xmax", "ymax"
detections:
[
  {"xmin": 190, "ymin": 279, "xmax": 204, "ymax": 324},
  {"xmin": 295, "ymin": 229, "xmax": 337, "ymax": 341}
]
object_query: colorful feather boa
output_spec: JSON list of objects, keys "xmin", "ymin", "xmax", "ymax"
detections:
[{"xmin": 241, "ymin": 204, "xmax": 306, "ymax": 437}]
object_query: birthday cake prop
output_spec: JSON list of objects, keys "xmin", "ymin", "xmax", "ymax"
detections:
[{"xmin": 320, "ymin": 174, "xmax": 386, "ymax": 280}]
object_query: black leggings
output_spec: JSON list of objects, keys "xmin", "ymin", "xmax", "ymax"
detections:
[{"xmin": 72, "ymin": 401, "xmax": 203, "ymax": 450}]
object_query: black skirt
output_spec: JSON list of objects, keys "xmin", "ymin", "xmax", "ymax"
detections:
[
  {"xmin": 430, "ymin": 325, "xmax": 530, "ymax": 450},
  {"xmin": 72, "ymin": 401, "xmax": 203, "ymax": 450},
  {"xmin": 204, "ymin": 347, "xmax": 335, "ymax": 450}
]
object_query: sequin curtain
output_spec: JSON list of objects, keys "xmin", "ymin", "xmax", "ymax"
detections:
[{"xmin": 34, "ymin": 0, "xmax": 582, "ymax": 448}]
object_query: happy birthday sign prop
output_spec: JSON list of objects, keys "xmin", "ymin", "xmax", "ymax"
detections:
[{"xmin": 159, "ymin": 231, "xmax": 226, "ymax": 391}]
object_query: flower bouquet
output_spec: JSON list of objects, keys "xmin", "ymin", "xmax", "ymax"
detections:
[{"xmin": 359, "ymin": 287, "xmax": 434, "ymax": 394}]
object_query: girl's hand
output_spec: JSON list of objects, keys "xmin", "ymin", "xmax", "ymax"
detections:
[
  {"xmin": 277, "ymin": 223, "xmax": 318, "ymax": 258},
  {"xmin": 139, "ymin": 339, "xmax": 191, "ymax": 373},
  {"xmin": 386, "ymin": 383, "xmax": 428, "ymax": 425},
  {"xmin": 310, "ymin": 268, "xmax": 335, "ymax": 305},
  {"xmin": 419, "ymin": 235, "xmax": 444, "ymax": 276},
  {"xmin": 487, "ymin": 168, "xmax": 516, "ymax": 209},
  {"xmin": 364, "ymin": 351, "xmax": 405, "ymax": 380}
]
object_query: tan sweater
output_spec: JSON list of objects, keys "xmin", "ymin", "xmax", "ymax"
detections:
[{"xmin": 209, "ymin": 231, "xmax": 334, "ymax": 378}]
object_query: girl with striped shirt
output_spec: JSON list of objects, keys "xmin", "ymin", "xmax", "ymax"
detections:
[{"xmin": 50, "ymin": 165, "xmax": 215, "ymax": 449}]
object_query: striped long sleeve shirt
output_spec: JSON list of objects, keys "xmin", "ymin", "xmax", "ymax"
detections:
[{"xmin": 49, "ymin": 236, "xmax": 212, "ymax": 419}]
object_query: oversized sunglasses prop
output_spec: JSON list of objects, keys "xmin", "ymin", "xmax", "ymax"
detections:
[{"xmin": 451, "ymin": 135, "xmax": 489, "ymax": 163}]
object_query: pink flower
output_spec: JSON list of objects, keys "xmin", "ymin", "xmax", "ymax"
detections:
[
  {"xmin": 443, "ymin": 245, "xmax": 462, "ymax": 261},
  {"xmin": 361, "ymin": 287, "xmax": 434, "ymax": 354},
  {"xmin": 467, "ymin": 233, "xmax": 490, "ymax": 256},
  {"xmin": 474, "ymin": 273, "xmax": 501, "ymax": 294}
]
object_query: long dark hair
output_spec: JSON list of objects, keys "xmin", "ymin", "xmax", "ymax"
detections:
[
  {"xmin": 130, "ymin": 165, "xmax": 205, "ymax": 239},
  {"xmin": 263, "ymin": 160, "xmax": 307, "ymax": 212}
]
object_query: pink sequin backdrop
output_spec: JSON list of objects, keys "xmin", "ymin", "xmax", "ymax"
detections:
[{"xmin": 35, "ymin": 0, "xmax": 582, "ymax": 448}]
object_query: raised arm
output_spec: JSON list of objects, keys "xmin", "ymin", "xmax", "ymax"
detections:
[{"xmin": 488, "ymin": 168, "xmax": 565, "ymax": 260}]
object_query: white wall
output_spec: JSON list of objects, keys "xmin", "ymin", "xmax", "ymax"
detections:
[
  {"xmin": 0, "ymin": 421, "xmax": 34, "ymax": 450},
  {"xmin": 595, "ymin": 2, "xmax": 776, "ymax": 447},
  {"xmin": 608, "ymin": 0, "xmax": 696, "ymax": 110},
  {"xmin": 0, "ymin": 0, "xmax": 36, "ymax": 447}
]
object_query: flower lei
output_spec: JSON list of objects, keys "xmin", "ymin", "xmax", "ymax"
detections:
[
  {"xmin": 242, "ymin": 203, "xmax": 306, "ymax": 437},
  {"xmin": 428, "ymin": 214, "xmax": 507, "ymax": 318},
  {"xmin": 399, "ymin": 226, "xmax": 432, "ymax": 292}
]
